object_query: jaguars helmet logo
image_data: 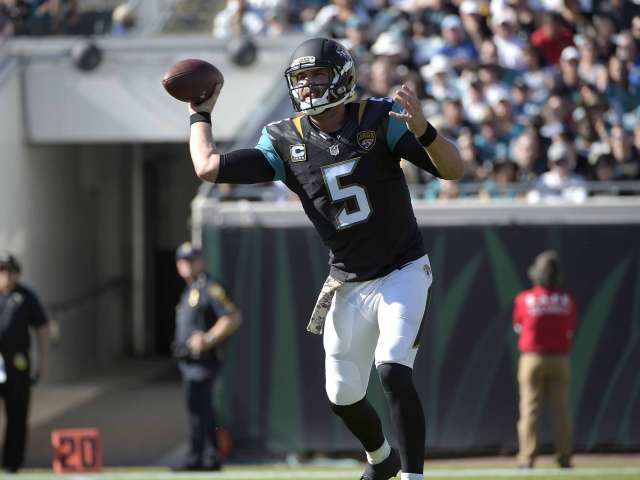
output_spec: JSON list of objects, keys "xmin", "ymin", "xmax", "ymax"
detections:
[{"xmin": 357, "ymin": 130, "xmax": 376, "ymax": 151}]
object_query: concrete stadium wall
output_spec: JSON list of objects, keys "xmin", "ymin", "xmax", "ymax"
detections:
[
  {"xmin": 0, "ymin": 61, "xmax": 131, "ymax": 381},
  {"xmin": 8, "ymin": 35, "xmax": 300, "ymax": 143}
]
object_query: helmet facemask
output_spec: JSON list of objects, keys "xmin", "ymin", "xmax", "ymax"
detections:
[{"xmin": 284, "ymin": 43, "xmax": 356, "ymax": 116}]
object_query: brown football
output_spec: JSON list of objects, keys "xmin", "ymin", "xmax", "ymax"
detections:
[{"xmin": 162, "ymin": 59, "xmax": 224, "ymax": 103}]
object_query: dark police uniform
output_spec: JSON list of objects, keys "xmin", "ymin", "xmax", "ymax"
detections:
[
  {"xmin": 0, "ymin": 284, "xmax": 47, "ymax": 472},
  {"xmin": 218, "ymin": 97, "xmax": 442, "ymax": 281},
  {"xmin": 173, "ymin": 273, "xmax": 236, "ymax": 469}
]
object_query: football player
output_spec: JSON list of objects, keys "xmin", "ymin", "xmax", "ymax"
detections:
[{"xmin": 187, "ymin": 38, "xmax": 463, "ymax": 480}]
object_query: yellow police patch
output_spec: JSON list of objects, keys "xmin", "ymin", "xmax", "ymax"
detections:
[
  {"xmin": 188, "ymin": 289, "xmax": 200, "ymax": 307},
  {"xmin": 13, "ymin": 353, "xmax": 28, "ymax": 371},
  {"xmin": 208, "ymin": 284, "xmax": 236, "ymax": 312}
]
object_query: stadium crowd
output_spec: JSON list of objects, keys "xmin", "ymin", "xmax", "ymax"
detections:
[
  {"xmin": 213, "ymin": 0, "xmax": 640, "ymax": 202},
  {"xmin": 4, "ymin": 0, "xmax": 640, "ymax": 201}
]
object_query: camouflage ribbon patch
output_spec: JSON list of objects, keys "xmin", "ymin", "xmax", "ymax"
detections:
[{"xmin": 306, "ymin": 275, "xmax": 343, "ymax": 335}]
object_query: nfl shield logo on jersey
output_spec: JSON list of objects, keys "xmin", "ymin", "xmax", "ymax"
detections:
[
  {"xmin": 290, "ymin": 144, "xmax": 307, "ymax": 162},
  {"xmin": 357, "ymin": 130, "xmax": 376, "ymax": 151}
]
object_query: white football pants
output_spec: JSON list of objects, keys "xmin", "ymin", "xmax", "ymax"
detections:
[{"xmin": 324, "ymin": 254, "xmax": 433, "ymax": 406}]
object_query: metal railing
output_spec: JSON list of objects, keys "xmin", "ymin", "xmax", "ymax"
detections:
[{"xmin": 202, "ymin": 180, "xmax": 640, "ymax": 202}]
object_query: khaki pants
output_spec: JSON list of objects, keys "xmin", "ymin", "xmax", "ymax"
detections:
[{"xmin": 517, "ymin": 352, "xmax": 572, "ymax": 466}]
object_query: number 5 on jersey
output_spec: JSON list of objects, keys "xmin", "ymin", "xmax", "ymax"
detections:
[{"xmin": 321, "ymin": 158, "xmax": 372, "ymax": 229}]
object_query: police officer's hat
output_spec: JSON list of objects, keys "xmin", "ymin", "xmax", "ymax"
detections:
[
  {"xmin": 0, "ymin": 250, "xmax": 20, "ymax": 273},
  {"xmin": 175, "ymin": 242, "xmax": 202, "ymax": 261}
]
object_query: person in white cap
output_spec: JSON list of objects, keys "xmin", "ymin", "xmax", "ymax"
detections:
[
  {"xmin": 491, "ymin": 8, "xmax": 526, "ymax": 69},
  {"xmin": 420, "ymin": 55, "xmax": 459, "ymax": 101},
  {"xmin": 526, "ymin": 141, "xmax": 587, "ymax": 204},
  {"xmin": 436, "ymin": 14, "xmax": 478, "ymax": 69},
  {"xmin": 556, "ymin": 46, "xmax": 580, "ymax": 92}
]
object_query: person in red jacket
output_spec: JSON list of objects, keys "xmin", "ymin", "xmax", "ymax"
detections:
[
  {"xmin": 530, "ymin": 12, "xmax": 574, "ymax": 65},
  {"xmin": 513, "ymin": 250, "xmax": 576, "ymax": 469}
]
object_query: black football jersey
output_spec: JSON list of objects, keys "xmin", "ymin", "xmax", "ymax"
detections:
[{"xmin": 256, "ymin": 97, "xmax": 441, "ymax": 282}]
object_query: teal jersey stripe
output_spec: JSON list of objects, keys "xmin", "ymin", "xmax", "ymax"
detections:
[
  {"xmin": 256, "ymin": 127, "xmax": 286, "ymax": 182},
  {"xmin": 386, "ymin": 101, "xmax": 409, "ymax": 151}
]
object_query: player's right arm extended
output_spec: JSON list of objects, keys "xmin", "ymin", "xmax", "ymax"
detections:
[
  {"xmin": 190, "ymin": 122, "xmax": 221, "ymax": 182},
  {"xmin": 188, "ymin": 86, "xmax": 276, "ymax": 184}
]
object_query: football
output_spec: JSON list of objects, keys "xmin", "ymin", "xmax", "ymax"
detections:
[{"xmin": 161, "ymin": 59, "xmax": 224, "ymax": 103}]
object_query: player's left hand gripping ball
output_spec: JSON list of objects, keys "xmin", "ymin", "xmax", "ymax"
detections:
[{"xmin": 390, "ymin": 84, "xmax": 428, "ymax": 137}]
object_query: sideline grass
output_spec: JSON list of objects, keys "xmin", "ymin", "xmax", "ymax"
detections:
[{"xmin": 13, "ymin": 466, "xmax": 640, "ymax": 480}]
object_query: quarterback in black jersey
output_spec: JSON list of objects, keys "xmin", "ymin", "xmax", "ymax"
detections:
[{"xmin": 188, "ymin": 38, "xmax": 463, "ymax": 480}]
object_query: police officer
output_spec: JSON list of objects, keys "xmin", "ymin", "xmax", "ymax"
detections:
[
  {"xmin": 0, "ymin": 251, "xmax": 49, "ymax": 473},
  {"xmin": 172, "ymin": 242, "xmax": 241, "ymax": 471}
]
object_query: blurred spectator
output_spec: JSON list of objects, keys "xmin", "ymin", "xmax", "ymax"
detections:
[
  {"xmin": 554, "ymin": 46, "xmax": 581, "ymax": 95},
  {"xmin": 597, "ymin": 0, "xmax": 640, "ymax": 30},
  {"xmin": 111, "ymin": 2, "xmax": 136, "ymax": 37},
  {"xmin": 589, "ymin": 150, "xmax": 616, "ymax": 185},
  {"xmin": 557, "ymin": 130, "xmax": 590, "ymax": 175},
  {"xmin": 591, "ymin": 13, "xmax": 617, "ymax": 60},
  {"xmin": 436, "ymin": 14, "xmax": 478, "ymax": 69},
  {"xmin": 527, "ymin": 142, "xmax": 587, "ymax": 204},
  {"xmin": 632, "ymin": 15, "xmax": 640, "ymax": 45},
  {"xmin": 530, "ymin": 12, "xmax": 574, "ymax": 66},
  {"xmin": 30, "ymin": 0, "xmax": 79, "ymax": 36},
  {"xmin": 488, "ymin": 89, "xmax": 525, "ymax": 144},
  {"xmin": 512, "ymin": 131, "xmax": 545, "ymax": 182},
  {"xmin": 614, "ymin": 31, "xmax": 640, "ymax": 88},
  {"xmin": 460, "ymin": 71, "xmax": 491, "ymax": 123},
  {"xmin": 479, "ymin": 159, "xmax": 520, "ymax": 199},
  {"xmin": 370, "ymin": 30, "xmax": 410, "ymax": 66},
  {"xmin": 473, "ymin": 114, "xmax": 511, "ymax": 166},
  {"xmin": 634, "ymin": 121, "xmax": 640, "ymax": 154},
  {"xmin": 0, "ymin": 0, "xmax": 29, "ymax": 36},
  {"xmin": 440, "ymin": 97, "xmax": 474, "ymax": 138},
  {"xmin": 424, "ymin": 178, "xmax": 461, "ymax": 201},
  {"xmin": 557, "ymin": 0, "xmax": 587, "ymax": 29},
  {"xmin": 517, "ymin": 44, "xmax": 553, "ymax": 104},
  {"xmin": 365, "ymin": 56, "xmax": 399, "ymax": 97},
  {"xmin": 459, "ymin": 0, "xmax": 490, "ymax": 51},
  {"xmin": 457, "ymin": 128, "xmax": 486, "ymax": 182},
  {"xmin": 508, "ymin": 0, "xmax": 537, "ymax": 36},
  {"xmin": 604, "ymin": 56, "xmax": 640, "ymax": 116},
  {"xmin": 420, "ymin": 54, "xmax": 458, "ymax": 102},
  {"xmin": 540, "ymin": 92, "xmax": 573, "ymax": 139},
  {"xmin": 576, "ymin": 34, "xmax": 606, "ymax": 87},
  {"xmin": 510, "ymin": 80, "xmax": 539, "ymax": 125},
  {"xmin": 213, "ymin": 0, "xmax": 266, "ymax": 38},
  {"xmin": 340, "ymin": 16, "xmax": 372, "ymax": 65},
  {"xmin": 369, "ymin": 0, "xmax": 410, "ymax": 40},
  {"xmin": 608, "ymin": 125, "xmax": 640, "ymax": 180},
  {"xmin": 491, "ymin": 8, "xmax": 526, "ymax": 69},
  {"xmin": 305, "ymin": 0, "xmax": 369, "ymax": 39}
]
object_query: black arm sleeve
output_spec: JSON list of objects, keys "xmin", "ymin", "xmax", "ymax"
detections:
[
  {"xmin": 216, "ymin": 148, "xmax": 276, "ymax": 184},
  {"xmin": 392, "ymin": 131, "xmax": 442, "ymax": 178}
]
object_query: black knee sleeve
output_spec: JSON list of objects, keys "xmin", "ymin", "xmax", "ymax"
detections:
[
  {"xmin": 378, "ymin": 362, "xmax": 414, "ymax": 394},
  {"xmin": 377, "ymin": 363, "xmax": 425, "ymax": 474},
  {"xmin": 329, "ymin": 397, "xmax": 385, "ymax": 452}
]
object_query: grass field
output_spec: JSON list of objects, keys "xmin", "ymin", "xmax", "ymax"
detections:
[{"xmin": 14, "ymin": 465, "xmax": 640, "ymax": 480}]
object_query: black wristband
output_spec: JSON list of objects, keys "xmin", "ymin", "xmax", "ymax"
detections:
[
  {"xmin": 416, "ymin": 122, "xmax": 438, "ymax": 147},
  {"xmin": 190, "ymin": 112, "xmax": 211, "ymax": 126}
]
